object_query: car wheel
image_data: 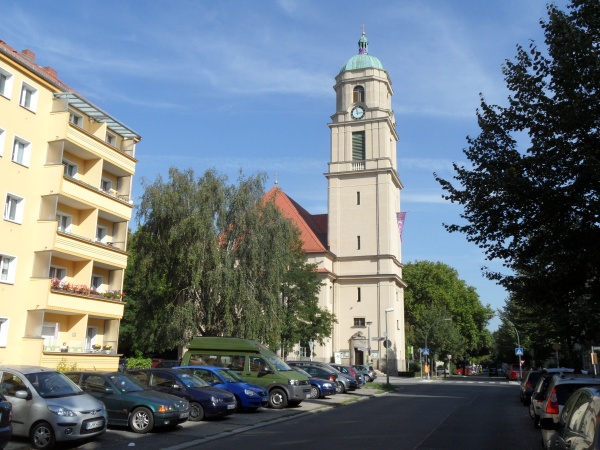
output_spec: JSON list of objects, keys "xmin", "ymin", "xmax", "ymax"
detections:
[
  {"xmin": 337, "ymin": 381, "xmax": 346, "ymax": 394},
  {"xmin": 30, "ymin": 421, "xmax": 55, "ymax": 450},
  {"xmin": 310, "ymin": 385, "xmax": 320, "ymax": 399},
  {"xmin": 129, "ymin": 406, "xmax": 154, "ymax": 433},
  {"xmin": 189, "ymin": 401, "xmax": 205, "ymax": 421},
  {"xmin": 269, "ymin": 388, "xmax": 288, "ymax": 409},
  {"xmin": 234, "ymin": 395, "xmax": 244, "ymax": 412}
]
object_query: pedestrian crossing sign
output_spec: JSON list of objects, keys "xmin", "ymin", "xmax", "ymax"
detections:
[{"xmin": 515, "ymin": 347, "xmax": 524, "ymax": 356}]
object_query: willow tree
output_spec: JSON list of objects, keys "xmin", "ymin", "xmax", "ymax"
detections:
[{"xmin": 124, "ymin": 168, "xmax": 318, "ymax": 353}]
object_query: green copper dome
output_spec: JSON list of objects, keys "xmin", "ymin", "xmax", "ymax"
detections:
[{"xmin": 339, "ymin": 32, "xmax": 384, "ymax": 73}]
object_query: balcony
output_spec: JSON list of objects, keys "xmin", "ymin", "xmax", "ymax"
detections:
[
  {"xmin": 55, "ymin": 231, "xmax": 128, "ymax": 268},
  {"xmin": 62, "ymin": 175, "xmax": 133, "ymax": 221}
]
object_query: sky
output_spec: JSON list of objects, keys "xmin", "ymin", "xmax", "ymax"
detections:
[{"xmin": 2, "ymin": 0, "xmax": 569, "ymax": 331}]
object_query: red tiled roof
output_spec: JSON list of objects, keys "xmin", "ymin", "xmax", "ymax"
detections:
[{"xmin": 264, "ymin": 187, "xmax": 328, "ymax": 254}]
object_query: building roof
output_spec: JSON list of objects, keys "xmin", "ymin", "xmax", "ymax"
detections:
[
  {"xmin": 0, "ymin": 40, "xmax": 141, "ymax": 140},
  {"xmin": 339, "ymin": 32, "xmax": 383, "ymax": 73},
  {"xmin": 264, "ymin": 187, "xmax": 328, "ymax": 254}
]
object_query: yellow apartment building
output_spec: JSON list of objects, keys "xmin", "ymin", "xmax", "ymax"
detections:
[{"xmin": 0, "ymin": 40, "xmax": 140, "ymax": 370}]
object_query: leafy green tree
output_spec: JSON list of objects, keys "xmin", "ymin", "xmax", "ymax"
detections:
[
  {"xmin": 435, "ymin": 0, "xmax": 600, "ymax": 360},
  {"xmin": 403, "ymin": 261, "xmax": 494, "ymax": 368},
  {"xmin": 121, "ymin": 168, "xmax": 334, "ymax": 354}
]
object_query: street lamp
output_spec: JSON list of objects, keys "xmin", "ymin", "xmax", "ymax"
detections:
[
  {"xmin": 425, "ymin": 318, "xmax": 452, "ymax": 379},
  {"xmin": 366, "ymin": 321, "xmax": 373, "ymax": 364},
  {"xmin": 504, "ymin": 317, "xmax": 523, "ymax": 380},
  {"xmin": 385, "ymin": 308, "xmax": 394, "ymax": 384}
]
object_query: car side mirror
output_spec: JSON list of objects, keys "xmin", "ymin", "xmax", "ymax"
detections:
[
  {"xmin": 15, "ymin": 390, "xmax": 30, "ymax": 400},
  {"xmin": 104, "ymin": 387, "xmax": 115, "ymax": 395},
  {"xmin": 173, "ymin": 384, "xmax": 182, "ymax": 390},
  {"xmin": 261, "ymin": 366, "xmax": 272, "ymax": 374}
]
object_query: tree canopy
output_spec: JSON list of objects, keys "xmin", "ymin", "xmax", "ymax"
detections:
[
  {"xmin": 403, "ymin": 261, "xmax": 494, "ymax": 366},
  {"xmin": 435, "ymin": 0, "xmax": 600, "ymax": 364},
  {"xmin": 120, "ymin": 168, "xmax": 335, "ymax": 355}
]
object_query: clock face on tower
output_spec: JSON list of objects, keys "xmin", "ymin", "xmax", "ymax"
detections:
[{"xmin": 351, "ymin": 106, "xmax": 365, "ymax": 120}]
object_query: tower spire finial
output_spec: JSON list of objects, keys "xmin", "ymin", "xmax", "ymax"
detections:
[{"xmin": 358, "ymin": 25, "xmax": 368, "ymax": 55}]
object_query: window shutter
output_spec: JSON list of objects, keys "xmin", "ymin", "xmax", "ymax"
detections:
[{"xmin": 352, "ymin": 132, "xmax": 365, "ymax": 161}]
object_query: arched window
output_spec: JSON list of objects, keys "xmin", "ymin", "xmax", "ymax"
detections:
[{"xmin": 353, "ymin": 86, "xmax": 364, "ymax": 103}]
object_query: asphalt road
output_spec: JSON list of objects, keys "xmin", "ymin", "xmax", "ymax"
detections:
[{"xmin": 6, "ymin": 374, "xmax": 540, "ymax": 450}]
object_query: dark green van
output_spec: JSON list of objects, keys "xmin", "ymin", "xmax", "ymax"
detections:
[{"xmin": 181, "ymin": 337, "xmax": 310, "ymax": 409}]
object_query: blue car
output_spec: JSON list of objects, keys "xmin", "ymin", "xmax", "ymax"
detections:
[
  {"xmin": 292, "ymin": 367, "xmax": 337, "ymax": 399},
  {"xmin": 176, "ymin": 366, "xmax": 268, "ymax": 411},
  {"xmin": 127, "ymin": 368, "xmax": 237, "ymax": 421}
]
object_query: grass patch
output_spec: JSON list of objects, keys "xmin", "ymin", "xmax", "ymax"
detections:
[{"xmin": 369, "ymin": 382, "xmax": 397, "ymax": 392}]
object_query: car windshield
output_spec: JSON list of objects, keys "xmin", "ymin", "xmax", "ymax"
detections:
[
  {"xmin": 292, "ymin": 367, "xmax": 311, "ymax": 378},
  {"xmin": 177, "ymin": 372, "xmax": 208, "ymax": 388},
  {"xmin": 108, "ymin": 374, "xmax": 146, "ymax": 393},
  {"xmin": 216, "ymin": 369, "xmax": 245, "ymax": 383},
  {"xmin": 26, "ymin": 371, "xmax": 83, "ymax": 399},
  {"xmin": 266, "ymin": 355, "xmax": 293, "ymax": 372}
]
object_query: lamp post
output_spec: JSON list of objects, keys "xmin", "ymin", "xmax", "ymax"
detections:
[
  {"xmin": 366, "ymin": 321, "xmax": 373, "ymax": 364},
  {"xmin": 425, "ymin": 317, "xmax": 452, "ymax": 379},
  {"xmin": 504, "ymin": 318, "xmax": 523, "ymax": 380},
  {"xmin": 385, "ymin": 308, "xmax": 394, "ymax": 384}
]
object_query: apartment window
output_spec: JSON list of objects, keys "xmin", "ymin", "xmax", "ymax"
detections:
[
  {"xmin": 0, "ymin": 254, "xmax": 16, "ymax": 283},
  {"xmin": 91, "ymin": 275, "xmax": 103, "ymax": 293},
  {"xmin": 357, "ymin": 287, "xmax": 361, "ymax": 302},
  {"xmin": 68, "ymin": 110, "xmax": 82, "ymax": 127},
  {"xmin": 12, "ymin": 136, "xmax": 31, "ymax": 166},
  {"xmin": 42, "ymin": 322, "xmax": 58, "ymax": 339},
  {"xmin": 62, "ymin": 159, "xmax": 78, "ymax": 178},
  {"xmin": 353, "ymin": 86, "xmax": 365, "ymax": 103},
  {"xmin": 0, "ymin": 68, "xmax": 13, "ymax": 98},
  {"xmin": 352, "ymin": 131, "xmax": 365, "ymax": 161},
  {"xmin": 356, "ymin": 191, "xmax": 360, "ymax": 205},
  {"xmin": 19, "ymin": 82, "xmax": 38, "ymax": 111},
  {"xmin": 0, "ymin": 318, "xmax": 8, "ymax": 347},
  {"xmin": 353, "ymin": 318, "xmax": 366, "ymax": 327},
  {"xmin": 0, "ymin": 128, "xmax": 5, "ymax": 157},
  {"xmin": 56, "ymin": 213, "xmax": 72, "ymax": 233},
  {"xmin": 357, "ymin": 236, "xmax": 361, "ymax": 250},
  {"xmin": 4, "ymin": 193, "xmax": 24, "ymax": 223},
  {"xmin": 49, "ymin": 266, "xmax": 66, "ymax": 282},
  {"xmin": 96, "ymin": 226, "xmax": 108, "ymax": 243},
  {"xmin": 106, "ymin": 133, "xmax": 116, "ymax": 147},
  {"xmin": 101, "ymin": 178, "xmax": 112, "ymax": 192}
]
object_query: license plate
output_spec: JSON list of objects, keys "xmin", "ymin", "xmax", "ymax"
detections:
[
  {"xmin": 86, "ymin": 420, "xmax": 103, "ymax": 430},
  {"xmin": 227, "ymin": 404, "xmax": 236, "ymax": 410},
  {"xmin": 305, "ymin": 393, "xmax": 311, "ymax": 398},
  {"xmin": 179, "ymin": 412, "xmax": 189, "ymax": 418}
]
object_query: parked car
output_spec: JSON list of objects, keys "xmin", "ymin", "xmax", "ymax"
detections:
[
  {"xmin": 489, "ymin": 367, "xmax": 498, "ymax": 377},
  {"xmin": 329, "ymin": 364, "xmax": 364, "ymax": 388},
  {"xmin": 0, "ymin": 393, "xmax": 12, "ymax": 450},
  {"xmin": 436, "ymin": 366, "xmax": 450, "ymax": 375},
  {"xmin": 287, "ymin": 361, "xmax": 357, "ymax": 393},
  {"xmin": 291, "ymin": 367, "xmax": 336, "ymax": 399},
  {"xmin": 508, "ymin": 363, "xmax": 529, "ymax": 381},
  {"xmin": 127, "ymin": 368, "xmax": 236, "ymax": 421},
  {"xmin": 520, "ymin": 370, "xmax": 542, "ymax": 405},
  {"xmin": 66, "ymin": 371, "xmax": 189, "ymax": 433},
  {"xmin": 353, "ymin": 365, "xmax": 377, "ymax": 382},
  {"xmin": 530, "ymin": 369, "xmax": 576, "ymax": 427},
  {"xmin": 0, "ymin": 366, "xmax": 107, "ymax": 449},
  {"xmin": 174, "ymin": 366, "xmax": 268, "ymax": 411},
  {"xmin": 536, "ymin": 375, "xmax": 600, "ymax": 448},
  {"xmin": 456, "ymin": 367, "xmax": 473, "ymax": 375},
  {"xmin": 540, "ymin": 386, "xmax": 600, "ymax": 449}
]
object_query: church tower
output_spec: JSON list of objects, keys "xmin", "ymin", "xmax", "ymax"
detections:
[{"xmin": 326, "ymin": 31, "xmax": 406, "ymax": 371}]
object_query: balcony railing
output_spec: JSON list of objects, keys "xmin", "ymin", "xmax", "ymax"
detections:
[
  {"xmin": 352, "ymin": 161, "xmax": 365, "ymax": 171},
  {"xmin": 50, "ymin": 278, "xmax": 125, "ymax": 301},
  {"xmin": 64, "ymin": 174, "xmax": 132, "ymax": 204}
]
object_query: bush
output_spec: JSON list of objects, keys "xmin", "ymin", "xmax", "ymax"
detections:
[
  {"xmin": 408, "ymin": 361, "xmax": 420, "ymax": 373},
  {"xmin": 56, "ymin": 358, "xmax": 77, "ymax": 372},
  {"xmin": 126, "ymin": 354, "xmax": 152, "ymax": 369}
]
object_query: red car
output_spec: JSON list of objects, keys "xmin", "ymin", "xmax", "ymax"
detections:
[
  {"xmin": 456, "ymin": 367, "xmax": 473, "ymax": 375},
  {"xmin": 508, "ymin": 363, "xmax": 528, "ymax": 381}
]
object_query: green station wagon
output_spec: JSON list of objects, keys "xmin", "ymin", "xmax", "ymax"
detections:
[{"xmin": 66, "ymin": 371, "xmax": 189, "ymax": 434}]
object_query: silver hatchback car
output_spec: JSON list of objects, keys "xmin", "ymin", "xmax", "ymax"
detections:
[{"xmin": 0, "ymin": 366, "xmax": 107, "ymax": 449}]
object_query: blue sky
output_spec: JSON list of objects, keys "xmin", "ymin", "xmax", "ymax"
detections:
[{"xmin": 3, "ymin": 0, "xmax": 568, "ymax": 330}]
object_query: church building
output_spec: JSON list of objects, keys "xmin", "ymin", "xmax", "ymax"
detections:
[{"xmin": 269, "ymin": 32, "xmax": 406, "ymax": 372}]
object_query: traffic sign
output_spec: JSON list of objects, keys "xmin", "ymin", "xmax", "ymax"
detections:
[
  {"xmin": 383, "ymin": 339, "xmax": 392, "ymax": 348},
  {"xmin": 515, "ymin": 347, "xmax": 524, "ymax": 356},
  {"xmin": 422, "ymin": 348, "xmax": 430, "ymax": 356}
]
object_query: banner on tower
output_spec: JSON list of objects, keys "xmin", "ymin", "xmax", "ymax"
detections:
[{"xmin": 396, "ymin": 212, "xmax": 406, "ymax": 239}]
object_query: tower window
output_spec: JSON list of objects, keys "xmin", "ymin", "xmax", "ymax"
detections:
[
  {"xmin": 357, "ymin": 192, "xmax": 360, "ymax": 205},
  {"xmin": 357, "ymin": 236, "xmax": 361, "ymax": 250},
  {"xmin": 353, "ymin": 86, "xmax": 365, "ymax": 103},
  {"xmin": 352, "ymin": 132, "xmax": 365, "ymax": 161},
  {"xmin": 357, "ymin": 287, "xmax": 361, "ymax": 302}
]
